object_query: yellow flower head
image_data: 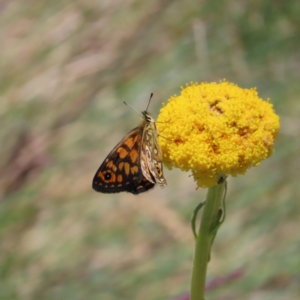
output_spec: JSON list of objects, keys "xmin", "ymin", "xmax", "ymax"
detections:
[{"xmin": 157, "ymin": 81, "xmax": 280, "ymax": 188}]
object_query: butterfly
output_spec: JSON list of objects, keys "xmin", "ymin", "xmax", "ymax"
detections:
[{"xmin": 92, "ymin": 93, "xmax": 166, "ymax": 194}]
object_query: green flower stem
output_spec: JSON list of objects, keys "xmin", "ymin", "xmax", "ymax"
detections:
[{"xmin": 190, "ymin": 181, "xmax": 226, "ymax": 300}]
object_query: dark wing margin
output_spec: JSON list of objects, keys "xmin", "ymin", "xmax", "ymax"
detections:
[{"xmin": 128, "ymin": 177, "xmax": 155, "ymax": 194}]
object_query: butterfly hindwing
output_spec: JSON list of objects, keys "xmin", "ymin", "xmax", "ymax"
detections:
[
  {"xmin": 128, "ymin": 177, "xmax": 155, "ymax": 194},
  {"xmin": 141, "ymin": 114, "xmax": 166, "ymax": 186}
]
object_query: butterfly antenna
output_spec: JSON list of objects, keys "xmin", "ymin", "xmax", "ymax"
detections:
[
  {"xmin": 123, "ymin": 101, "xmax": 143, "ymax": 116},
  {"xmin": 123, "ymin": 93, "xmax": 154, "ymax": 115},
  {"xmin": 145, "ymin": 93, "xmax": 154, "ymax": 112}
]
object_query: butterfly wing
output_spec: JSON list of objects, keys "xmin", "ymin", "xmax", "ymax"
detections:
[
  {"xmin": 92, "ymin": 124, "xmax": 154, "ymax": 194},
  {"xmin": 127, "ymin": 177, "xmax": 155, "ymax": 194},
  {"xmin": 142, "ymin": 121, "xmax": 167, "ymax": 187}
]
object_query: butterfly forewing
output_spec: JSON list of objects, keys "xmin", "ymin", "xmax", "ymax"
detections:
[{"xmin": 92, "ymin": 125, "xmax": 145, "ymax": 193}]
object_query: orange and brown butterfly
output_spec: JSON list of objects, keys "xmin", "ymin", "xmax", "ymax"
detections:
[{"xmin": 92, "ymin": 93, "xmax": 166, "ymax": 194}]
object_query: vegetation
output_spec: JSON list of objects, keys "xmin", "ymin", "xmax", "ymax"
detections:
[{"xmin": 1, "ymin": 1, "xmax": 299, "ymax": 299}]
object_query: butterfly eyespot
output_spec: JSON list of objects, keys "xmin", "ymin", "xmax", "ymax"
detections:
[{"xmin": 104, "ymin": 172, "xmax": 112, "ymax": 180}]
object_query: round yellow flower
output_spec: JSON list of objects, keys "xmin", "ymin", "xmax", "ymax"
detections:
[{"xmin": 157, "ymin": 81, "xmax": 280, "ymax": 188}]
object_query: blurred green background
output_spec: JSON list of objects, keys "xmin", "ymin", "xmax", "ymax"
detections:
[{"xmin": 1, "ymin": 1, "xmax": 299, "ymax": 299}]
